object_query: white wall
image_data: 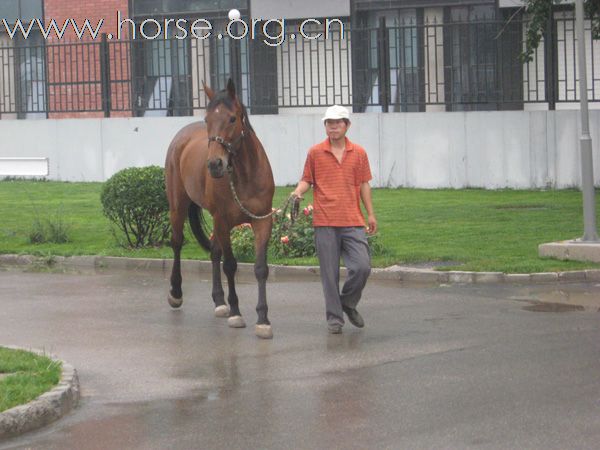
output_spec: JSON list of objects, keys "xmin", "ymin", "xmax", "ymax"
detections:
[{"xmin": 0, "ymin": 110, "xmax": 599, "ymax": 188}]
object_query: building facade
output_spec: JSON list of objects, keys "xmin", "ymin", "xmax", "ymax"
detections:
[{"xmin": 0, "ymin": 0, "xmax": 598, "ymax": 119}]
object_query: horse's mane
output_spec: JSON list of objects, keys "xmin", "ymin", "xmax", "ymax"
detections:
[{"xmin": 207, "ymin": 90, "xmax": 254, "ymax": 134}]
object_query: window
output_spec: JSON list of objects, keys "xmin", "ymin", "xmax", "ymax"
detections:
[
  {"xmin": 132, "ymin": 0, "xmax": 247, "ymax": 16},
  {"xmin": 444, "ymin": 4, "xmax": 498, "ymax": 111},
  {"xmin": 132, "ymin": 22, "xmax": 191, "ymax": 116},
  {"xmin": 390, "ymin": 9, "xmax": 421, "ymax": 111},
  {"xmin": 0, "ymin": 0, "xmax": 42, "ymax": 22},
  {"xmin": 130, "ymin": 1, "xmax": 250, "ymax": 115},
  {"xmin": 352, "ymin": 8, "xmax": 423, "ymax": 112},
  {"xmin": 0, "ymin": 3, "xmax": 20, "ymax": 23},
  {"xmin": 16, "ymin": 32, "xmax": 46, "ymax": 118},
  {"xmin": 352, "ymin": 0, "xmax": 509, "ymax": 112},
  {"xmin": 19, "ymin": 0, "xmax": 43, "ymax": 22},
  {"xmin": 0, "ymin": 0, "xmax": 45, "ymax": 119}
]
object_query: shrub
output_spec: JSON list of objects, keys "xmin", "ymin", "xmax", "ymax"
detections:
[
  {"xmin": 46, "ymin": 213, "xmax": 71, "ymax": 243},
  {"xmin": 28, "ymin": 208, "xmax": 71, "ymax": 244},
  {"xmin": 270, "ymin": 205, "xmax": 315, "ymax": 258},
  {"xmin": 28, "ymin": 219, "xmax": 46, "ymax": 244},
  {"xmin": 100, "ymin": 166, "xmax": 170, "ymax": 248},
  {"xmin": 230, "ymin": 223, "xmax": 255, "ymax": 261}
]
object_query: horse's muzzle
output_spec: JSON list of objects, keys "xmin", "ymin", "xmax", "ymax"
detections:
[{"xmin": 207, "ymin": 158, "xmax": 225, "ymax": 178}]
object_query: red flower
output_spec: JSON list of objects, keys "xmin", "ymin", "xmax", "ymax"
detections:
[
  {"xmin": 281, "ymin": 236, "xmax": 289, "ymax": 244},
  {"xmin": 303, "ymin": 207, "xmax": 310, "ymax": 216}
]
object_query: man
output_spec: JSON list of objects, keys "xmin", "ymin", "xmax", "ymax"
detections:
[{"xmin": 291, "ymin": 105, "xmax": 377, "ymax": 334}]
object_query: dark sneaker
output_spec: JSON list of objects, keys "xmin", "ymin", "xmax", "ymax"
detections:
[
  {"xmin": 343, "ymin": 306, "xmax": 365, "ymax": 328},
  {"xmin": 328, "ymin": 323, "xmax": 343, "ymax": 334}
]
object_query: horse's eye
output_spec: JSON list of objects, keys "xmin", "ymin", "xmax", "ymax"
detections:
[{"xmin": 229, "ymin": 116, "xmax": 236, "ymax": 124}]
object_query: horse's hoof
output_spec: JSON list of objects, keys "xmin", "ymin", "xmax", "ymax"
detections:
[
  {"xmin": 255, "ymin": 324, "xmax": 273, "ymax": 339},
  {"xmin": 168, "ymin": 293, "xmax": 183, "ymax": 308},
  {"xmin": 228, "ymin": 315, "xmax": 246, "ymax": 328},
  {"xmin": 215, "ymin": 304, "xmax": 230, "ymax": 318}
]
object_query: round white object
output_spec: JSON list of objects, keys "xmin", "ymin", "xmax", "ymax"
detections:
[{"xmin": 228, "ymin": 9, "xmax": 241, "ymax": 20}]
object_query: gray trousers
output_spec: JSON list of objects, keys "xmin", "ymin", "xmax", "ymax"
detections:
[{"xmin": 314, "ymin": 227, "xmax": 371, "ymax": 326}]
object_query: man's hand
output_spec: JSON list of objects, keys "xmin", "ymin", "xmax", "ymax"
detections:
[
  {"xmin": 290, "ymin": 192, "xmax": 303, "ymax": 224},
  {"xmin": 367, "ymin": 215, "xmax": 377, "ymax": 235},
  {"xmin": 290, "ymin": 181, "xmax": 310, "ymax": 224}
]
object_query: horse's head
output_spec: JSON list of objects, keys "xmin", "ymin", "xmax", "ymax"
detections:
[{"xmin": 204, "ymin": 79, "xmax": 246, "ymax": 179}]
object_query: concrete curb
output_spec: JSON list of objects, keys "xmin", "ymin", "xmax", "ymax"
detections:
[
  {"xmin": 0, "ymin": 346, "xmax": 80, "ymax": 441},
  {"xmin": 1, "ymin": 254, "xmax": 599, "ymax": 285}
]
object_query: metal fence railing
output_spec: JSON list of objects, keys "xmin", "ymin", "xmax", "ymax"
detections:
[{"xmin": 0, "ymin": 15, "xmax": 599, "ymax": 118}]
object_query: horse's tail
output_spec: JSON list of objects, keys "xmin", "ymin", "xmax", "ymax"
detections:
[{"xmin": 188, "ymin": 202, "xmax": 212, "ymax": 252}]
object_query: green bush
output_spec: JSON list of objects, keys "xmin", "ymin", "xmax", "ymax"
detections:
[
  {"xmin": 100, "ymin": 166, "xmax": 170, "ymax": 248},
  {"xmin": 230, "ymin": 223, "xmax": 255, "ymax": 261},
  {"xmin": 270, "ymin": 205, "xmax": 316, "ymax": 258}
]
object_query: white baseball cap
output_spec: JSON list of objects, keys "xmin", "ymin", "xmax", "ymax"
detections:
[{"xmin": 322, "ymin": 104, "xmax": 350, "ymax": 122}]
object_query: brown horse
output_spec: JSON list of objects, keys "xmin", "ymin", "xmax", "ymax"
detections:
[{"xmin": 164, "ymin": 79, "xmax": 275, "ymax": 339}]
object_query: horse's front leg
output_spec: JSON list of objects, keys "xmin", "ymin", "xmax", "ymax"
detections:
[
  {"xmin": 215, "ymin": 220, "xmax": 245, "ymax": 329},
  {"xmin": 210, "ymin": 238, "xmax": 229, "ymax": 318},
  {"xmin": 167, "ymin": 204, "xmax": 188, "ymax": 308},
  {"xmin": 252, "ymin": 217, "xmax": 273, "ymax": 339}
]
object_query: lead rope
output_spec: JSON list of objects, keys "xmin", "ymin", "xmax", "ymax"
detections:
[{"xmin": 227, "ymin": 169, "xmax": 300, "ymax": 222}]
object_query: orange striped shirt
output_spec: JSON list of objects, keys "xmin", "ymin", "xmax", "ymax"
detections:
[{"xmin": 301, "ymin": 137, "xmax": 372, "ymax": 227}]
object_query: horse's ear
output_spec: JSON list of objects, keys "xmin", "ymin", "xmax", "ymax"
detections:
[
  {"xmin": 227, "ymin": 78, "xmax": 236, "ymax": 99},
  {"xmin": 202, "ymin": 80, "xmax": 215, "ymax": 100}
]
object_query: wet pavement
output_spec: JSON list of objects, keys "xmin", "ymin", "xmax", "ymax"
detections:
[{"xmin": 1, "ymin": 266, "xmax": 599, "ymax": 450}]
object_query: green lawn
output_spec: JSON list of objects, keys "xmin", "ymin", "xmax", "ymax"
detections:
[
  {"xmin": 1, "ymin": 180, "xmax": 600, "ymax": 273},
  {"xmin": 0, "ymin": 347, "xmax": 62, "ymax": 413}
]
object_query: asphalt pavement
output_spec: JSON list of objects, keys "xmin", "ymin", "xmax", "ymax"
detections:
[{"xmin": 0, "ymin": 265, "xmax": 599, "ymax": 450}]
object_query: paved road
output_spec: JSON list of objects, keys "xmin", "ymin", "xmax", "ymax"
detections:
[{"xmin": 1, "ymin": 266, "xmax": 599, "ymax": 450}]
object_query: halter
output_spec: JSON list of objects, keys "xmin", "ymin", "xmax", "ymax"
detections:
[{"xmin": 207, "ymin": 130, "xmax": 245, "ymax": 157}]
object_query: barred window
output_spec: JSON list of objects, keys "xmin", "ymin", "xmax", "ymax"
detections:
[
  {"xmin": 0, "ymin": 0, "xmax": 42, "ymax": 23},
  {"xmin": 132, "ymin": 0, "xmax": 247, "ymax": 16}
]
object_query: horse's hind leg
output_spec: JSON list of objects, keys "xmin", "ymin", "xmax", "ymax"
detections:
[
  {"xmin": 252, "ymin": 218, "xmax": 273, "ymax": 339},
  {"xmin": 210, "ymin": 239, "xmax": 230, "ymax": 317}
]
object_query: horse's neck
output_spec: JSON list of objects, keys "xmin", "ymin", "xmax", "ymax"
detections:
[{"xmin": 235, "ymin": 132, "xmax": 260, "ymax": 178}]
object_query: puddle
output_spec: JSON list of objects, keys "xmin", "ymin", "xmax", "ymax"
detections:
[
  {"xmin": 522, "ymin": 302, "xmax": 585, "ymax": 313},
  {"xmin": 512, "ymin": 286, "xmax": 600, "ymax": 313}
]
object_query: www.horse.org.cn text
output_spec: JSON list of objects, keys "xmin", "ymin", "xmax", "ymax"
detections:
[{"xmin": 0, "ymin": 11, "xmax": 345, "ymax": 46}]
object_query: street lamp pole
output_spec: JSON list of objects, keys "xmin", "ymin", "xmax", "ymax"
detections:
[{"xmin": 575, "ymin": 0, "xmax": 599, "ymax": 241}]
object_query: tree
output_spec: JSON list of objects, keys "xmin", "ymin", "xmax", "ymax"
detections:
[{"xmin": 521, "ymin": 0, "xmax": 600, "ymax": 61}]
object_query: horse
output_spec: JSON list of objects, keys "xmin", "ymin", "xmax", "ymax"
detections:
[{"xmin": 164, "ymin": 79, "xmax": 275, "ymax": 339}]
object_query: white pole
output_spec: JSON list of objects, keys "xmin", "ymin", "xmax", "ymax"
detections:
[{"xmin": 575, "ymin": 0, "xmax": 599, "ymax": 241}]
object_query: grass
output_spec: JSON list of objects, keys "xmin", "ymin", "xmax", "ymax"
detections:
[
  {"xmin": 1, "ymin": 179, "xmax": 600, "ymax": 273},
  {"xmin": 0, "ymin": 347, "xmax": 62, "ymax": 413}
]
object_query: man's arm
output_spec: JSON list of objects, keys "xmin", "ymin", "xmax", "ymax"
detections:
[
  {"xmin": 292, "ymin": 181, "xmax": 311, "ymax": 199},
  {"xmin": 360, "ymin": 182, "xmax": 377, "ymax": 234}
]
